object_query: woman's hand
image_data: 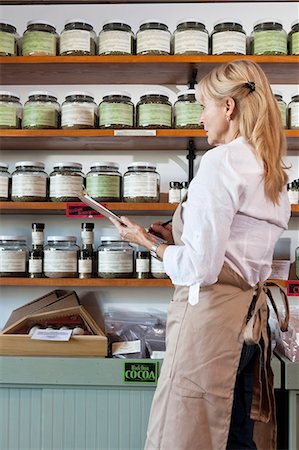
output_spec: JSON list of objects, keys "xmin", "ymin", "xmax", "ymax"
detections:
[{"xmin": 149, "ymin": 221, "xmax": 174, "ymax": 244}]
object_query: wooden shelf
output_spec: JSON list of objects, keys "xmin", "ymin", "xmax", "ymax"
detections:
[
  {"xmin": 0, "ymin": 129, "xmax": 298, "ymax": 151},
  {"xmin": 0, "ymin": 277, "xmax": 173, "ymax": 286},
  {"xmin": 0, "ymin": 55, "xmax": 298, "ymax": 85}
]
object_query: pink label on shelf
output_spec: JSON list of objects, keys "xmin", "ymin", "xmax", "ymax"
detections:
[
  {"xmin": 66, "ymin": 202, "xmax": 106, "ymax": 218},
  {"xmin": 287, "ymin": 281, "xmax": 299, "ymax": 296}
]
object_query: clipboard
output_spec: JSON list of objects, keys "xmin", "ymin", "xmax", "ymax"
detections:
[{"xmin": 77, "ymin": 191, "xmax": 126, "ymax": 225}]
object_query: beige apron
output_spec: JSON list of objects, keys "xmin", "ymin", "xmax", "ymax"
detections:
[{"xmin": 145, "ymin": 203, "xmax": 289, "ymax": 450}]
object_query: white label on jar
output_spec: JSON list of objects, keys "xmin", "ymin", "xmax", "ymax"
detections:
[
  {"xmin": 212, "ymin": 31, "xmax": 246, "ymax": 54},
  {"xmin": 81, "ymin": 231, "xmax": 93, "ymax": 245},
  {"xmin": 137, "ymin": 29, "xmax": 170, "ymax": 53},
  {"xmin": 112, "ymin": 340, "xmax": 141, "ymax": 356},
  {"xmin": 0, "ymin": 176, "xmax": 9, "ymax": 198},
  {"xmin": 0, "ymin": 250, "xmax": 26, "ymax": 272},
  {"xmin": 124, "ymin": 173, "xmax": 158, "ymax": 198},
  {"xmin": 12, "ymin": 174, "xmax": 47, "ymax": 197},
  {"xmin": 136, "ymin": 258, "xmax": 150, "ymax": 273},
  {"xmin": 0, "ymin": 31, "xmax": 15, "ymax": 54},
  {"xmin": 98, "ymin": 251, "xmax": 133, "ymax": 273},
  {"xmin": 0, "ymin": 104, "xmax": 17, "ymax": 127},
  {"xmin": 78, "ymin": 258, "xmax": 92, "ymax": 273},
  {"xmin": 32, "ymin": 231, "xmax": 44, "ymax": 246},
  {"xmin": 44, "ymin": 250, "xmax": 77, "ymax": 272},
  {"xmin": 288, "ymin": 190, "xmax": 299, "ymax": 204},
  {"xmin": 290, "ymin": 103, "xmax": 299, "ymax": 128},
  {"xmin": 29, "ymin": 258, "xmax": 42, "ymax": 273},
  {"xmin": 151, "ymin": 256, "xmax": 166, "ymax": 273},
  {"xmin": 50, "ymin": 175, "xmax": 83, "ymax": 198},
  {"xmin": 99, "ymin": 30, "xmax": 131, "ymax": 54},
  {"xmin": 60, "ymin": 29, "xmax": 90, "ymax": 53},
  {"xmin": 169, "ymin": 189, "xmax": 181, "ymax": 203},
  {"xmin": 138, "ymin": 103, "xmax": 171, "ymax": 127},
  {"xmin": 62, "ymin": 103, "xmax": 95, "ymax": 127},
  {"xmin": 174, "ymin": 29, "xmax": 208, "ymax": 54}
]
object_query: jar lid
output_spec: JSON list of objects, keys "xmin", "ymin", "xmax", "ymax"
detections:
[
  {"xmin": 181, "ymin": 181, "xmax": 189, "ymax": 188},
  {"xmin": 28, "ymin": 90, "xmax": 57, "ymax": 99},
  {"xmin": 140, "ymin": 89, "xmax": 169, "ymax": 99},
  {"xmin": 291, "ymin": 20, "xmax": 299, "ymax": 28},
  {"xmin": 139, "ymin": 19, "xmax": 168, "ymax": 27},
  {"xmin": 15, "ymin": 161, "xmax": 45, "ymax": 168},
  {"xmin": 102, "ymin": 90, "xmax": 131, "ymax": 99},
  {"xmin": 27, "ymin": 19, "xmax": 56, "ymax": 28},
  {"xmin": 176, "ymin": 18, "xmax": 206, "ymax": 27},
  {"xmin": 127, "ymin": 161, "xmax": 157, "ymax": 169},
  {"xmin": 64, "ymin": 18, "xmax": 93, "ymax": 27},
  {"xmin": 81, "ymin": 222, "xmax": 94, "ymax": 230},
  {"xmin": 100, "ymin": 236, "xmax": 121, "ymax": 242},
  {"xmin": 47, "ymin": 236, "xmax": 77, "ymax": 242},
  {"xmin": 0, "ymin": 162, "xmax": 8, "ymax": 169},
  {"xmin": 253, "ymin": 18, "xmax": 283, "ymax": 27},
  {"xmin": 53, "ymin": 162, "xmax": 82, "ymax": 169},
  {"xmin": 177, "ymin": 89, "xmax": 197, "ymax": 98},
  {"xmin": 103, "ymin": 19, "xmax": 131, "ymax": 27},
  {"xmin": 273, "ymin": 90, "xmax": 283, "ymax": 97},
  {"xmin": 0, "ymin": 20, "xmax": 16, "ymax": 28},
  {"xmin": 90, "ymin": 161, "xmax": 119, "ymax": 169},
  {"xmin": 291, "ymin": 91, "xmax": 299, "ymax": 98},
  {"xmin": 169, "ymin": 181, "xmax": 181, "ymax": 188},
  {"xmin": 32, "ymin": 223, "xmax": 45, "ymax": 229},
  {"xmin": 214, "ymin": 18, "xmax": 243, "ymax": 27},
  {"xmin": 0, "ymin": 90, "xmax": 20, "ymax": 99},
  {"xmin": 0, "ymin": 235, "xmax": 26, "ymax": 241},
  {"xmin": 65, "ymin": 91, "xmax": 94, "ymax": 99}
]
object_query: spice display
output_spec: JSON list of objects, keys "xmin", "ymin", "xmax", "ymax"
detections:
[
  {"xmin": 211, "ymin": 20, "xmax": 246, "ymax": 55},
  {"xmin": 174, "ymin": 19, "xmax": 208, "ymax": 55},
  {"xmin": 288, "ymin": 94, "xmax": 299, "ymax": 129},
  {"xmin": 0, "ymin": 91, "xmax": 22, "ymax": 129},
  {"xmin": 0, "ymin": 162, "xmax": 10, "ymax": 201},
  {"xmin": 86, "ymin": 162, "xmax": 121, "ymax": 201},
  {"xmin": 44, "ymin": 236, "xmax": 79, "ymax": 278},
  {"xmin": 98, "ymin": 237, "xmax": 134, "ymax": 278},
  {"xmin": 28, "ymin": 223, "xmax": 44, "ymax": 278},
  {"xmin": 0, "ymin": 21, "xmax": 18, "ymax": 56},
  {"xmin": 49, "ymin": 162, "xmax": 84, "ymax": 202},
  {"xmin": 137, "ymin": 91, "xmax": 172, "ymax": 128},
  {"xmin": 11, "ymin": 161, "xmax": 48, "ymax": 202},
  {"xmin": 288, "ymin": 20, "xmax": 299, "ymax": 55},
  {"xmin": 136, "ymin": 20, "xmax": 171, "ymax": 55},
  {"xmin": 78, "ymin": 223, "xmax": 94, "ymax": 279},
  {"xmin": 168, "ymin": 181, "xmax": 181, "ymax": 203},
  {"xmin": 123, "ymin": 162, "xmax": 160, "ymax": 203},
  {"xmin": 174, "ymin": 89, "xmax": 203, "ymax": 129},
  {"xmin": 99, "ymin": 91, "xmax": 134, "ymax": 128},
  {"xmin": 0, "ymin": 236, "xmax": 28, "ymax": 277},
  {"xmin": 23, "ymin": 91, "xmax": 60, "ymax": 129},
  {"xmin": 98, "ymin": 20, "xmax": 134, "ymax": 55},
  {"xmin": 251, "ymin": 19, "xmax": 287, "ymax": 55},
  {"xmin": 135, "ymin": 250, "xmax": 150, "ymax": 278},
  {"xmin": 22, "ymin": 20, "xmax": 57, "ymax": 56},
  {"xmin": 60, "ymin": 19, "xmax": 96, "ymax": 56},
  {"xmin": 150, "ymin": 255, "xmax": 169, "ymax": 279},
  {"xmin": 180, "ymin": 181, "xmax": 189, "ymax": 199},
  {"xmin": 273, "ymin": 92, "xmax": 287, "ymax": 128},
  {"xmin": 61, "ymin": 92, "xmax": 98, "ymax": 129}
]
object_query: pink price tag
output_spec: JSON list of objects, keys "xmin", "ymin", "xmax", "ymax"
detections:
[{"xmin": 66, "ymin": 202, "xmax": 106, "ymax": 218}]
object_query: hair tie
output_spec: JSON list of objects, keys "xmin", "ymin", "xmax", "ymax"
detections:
[{"xmin": 244, "ymin": 81, "xmax": 255, "ymax": 93}]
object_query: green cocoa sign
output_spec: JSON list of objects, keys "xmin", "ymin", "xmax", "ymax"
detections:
[{"xmin": 123, "ymin": 361, "xmax": 159, "ymax": 385}]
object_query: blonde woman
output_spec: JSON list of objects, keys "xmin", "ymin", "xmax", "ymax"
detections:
[{"xmin": 110, "ymin": 59, "xmax": 290, "ymax": 450}]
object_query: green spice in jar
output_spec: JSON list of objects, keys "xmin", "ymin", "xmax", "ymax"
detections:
[
  {"xmin": 49, "ymin": 162, "xmax": 84, "ymax": 202},
  {"xmin": 99, "ymin": 91, "xmax": 134, "ymax": 128},
  {"xmin": 11, "ymin": 161, "xmax": 48, "ymax": 202},
  {"xmin": 289, "ymin": 20, "xmax": 299, "ymax": 55},
  {"xmin": 86, "ymin": 162, "xmax": 122, "ymax": 201},
  {"xmin": 123, "ymin": 161, "xmax": 160, "ymax": 203},
  {"xmin": 0, "ymin": 21, "xmax": 18, "ymax": 56},
  {"xmin": 23, "ymin": 91, "xmax": 60, "ymax": 129},
  {"xmin": 136, "ymin": 20, "xmax": 171, "ymax": 55},
  {"xmin": 60, "ymin": 19, "xmax": 96, "ymax": 56},
  {"xmin": 273, "ymin": 92, "xmax": 287, "ymax": 128},
  {"xmin": 98, "ymin": 20, "xmax": 134, "ymax": 55},
  {"xmin": 97, "ymin": 237, "xmax": 134, "ymax": 278},
  {"xmin": 288, "ymin": 93, "xmax": 299, "ymax": 130},
  {"xmin": 174, "ymin": 19, "xmax": 208, "ymax": 55},
  {"xmin": 0, "ymin": 236, "xmax": 28, "ymax": 277},
  {"xmin": 61, "ymin": 92, "xmax": 98, "ymax": 129},
  {"xmin": 251, "ymin": 19, "xmax": 287, "ymax": 55},
  {"xmin": 174, "ymin": 89, "xmax": 203, "ymax": 129},
  {"xmin": 137, "ymin": 90, "xmax": 172, "ymax": 128},
  {"xmin": 0, "ymin": 91, "xmax": 22, "ymax": 129},
  {"xmin": 211, "ymin": 20, "xmax": 246, "ymax": 55},
  {"xmin": 0, "ymin": 162, "xmax": 11, "ymax": 201},
  {"xmin": 22, "ymin": 20, "xmax": 58, "ymax": 56},
  {"xmin": 44, "ymin": 236, "xmax": 79, "ymax": 278}
]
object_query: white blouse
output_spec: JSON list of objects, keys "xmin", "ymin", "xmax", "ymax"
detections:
[{"xmin": 163, "ymin": 137, "xmax": 291, "ymax": 305}]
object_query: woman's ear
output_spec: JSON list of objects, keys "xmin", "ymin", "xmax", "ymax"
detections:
[{"xmin": 225, "ymin": 97, "xmax": 236, "ymax": 116}]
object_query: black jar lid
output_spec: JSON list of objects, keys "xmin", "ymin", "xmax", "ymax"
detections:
[
  {"xmin": 136, "ymin": 250, "xmax": 150, "ymax": 258},
  {"xmin": 81, "ymin": 222, "xmax": 94, "ymax": 231},
  {"xmin": 32, "ymin": 223, "xmax": 45, "ymax": 231},
  {"xmin": 181, "ymin": 181, "xmax": 189, "ymax": 188},
  {"xmin": 169, "ymin": 181, "xmax": 181, "ymax": 188}
]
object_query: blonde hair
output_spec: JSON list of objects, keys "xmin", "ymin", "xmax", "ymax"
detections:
[{"xmin": 197, "ymin": 59, "xmax": 288, "ymax": 204}]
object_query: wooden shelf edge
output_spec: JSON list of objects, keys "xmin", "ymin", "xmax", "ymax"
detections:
[{"xmin": 0, "ymin": 277, "xmax": 173, "ymax": 287}]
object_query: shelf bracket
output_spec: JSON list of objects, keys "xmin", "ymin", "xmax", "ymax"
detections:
[
  {"xmin": 187, "ymin": 139, "xmax": 196, "ymax": 182},
  {"xmin": 189, "ymin": 68, "xmax": 198, "ymax": 89}
]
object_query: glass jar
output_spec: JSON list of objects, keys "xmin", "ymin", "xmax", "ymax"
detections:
[
  {"xmin": 137, "ymin": 90, "xmax": 172, "ymax": 129},
  {"xmin": 98, "ymin": 20, "xmax": 134, "ymax": 55},
  {"xmin": 273, "ymin": 92, "xmax": 287, "ymax": 128},
  {"xmin": 97, "ymin": 236, "xmax": 134, "ymax": 278},
  {"xmin": 251, "ymin": 19, "xmax": 287, "ymax": 55},
  {"xmin": 168, "ymin": 181, "xmax": 181, "ymax": 203},
  {"xmin": 22, "ymin": 20, "xmax": 58, "ymax": 56},
  {"xmin": 174, "ymin": 89, "xmax": 203, "ymax": 129},
  {"xmin": 86, "ymin": 161, "xmax": 122, "ymax": 202},
  {"xmin": 0, "ymin": 91, "xmax": 22, "ymax": 129},
  {"xmin": 211, "ymin": 20, "xmax": 246, "ymax": 55},
  {"xmin": 60, "ymin": 19, "xmax": 96, "ymax": 56},
  {"xmin": 61, "ymin": 92, "xmax": 98, "ymax": 129},
  {"xmin": 288, "ymin": 20, "xmax": 299, "ymax": 55},
  {"xmin": 150, "ymin": 255, "xmax": 169, "ymax": 279},
  {"xmin": 136, "ymin": 20, "xmax": 171, "ymax": 55},
  {"xmin": 11, "ymin": 161, "xmax": 48, "ymax": 202},
  {"xmin": 99, "ymin": 91, "xmax": 134, "ymax": 128},
  {"xmin": 23, "ymin": 91, "xmax": 60, "ymax": 129},
  {"xmin": 288, "ymin": 94, "xmax": 299, "ymax": 129},
  {"xmin": 44, "ymin": 236, "xmax": 79, "ymax": 278},
  {"xmin": 123, "ymin": 161, "xmax": 160, "ymax": 203},
  {"xmin": 29, "ymin": 223, "xmax": 45, "ymax": 279},
  {"xmin": 180, "ymin": 181, "xmax": 189, "ymax": 199},
  {"xmin": 49, "ymin": 162, "xmax": 84, "ymax": 202},
  {"xmin": 174, "ymin": 19, "xmax": 208, "ymax": 55},
  {"xmin": 0, "ymin": 21, "xmax": 18, "ymax": 56},
  {"xmin": 0, "ymin": 162, "xmax": 10, "ymax": 201},
  {"xmin": 135, "ymin": 250, "xmax": 150, "ymax": 279},
  {"xmin": 0, "ymin": 236, "xmax": 28, "ymax": 277}
]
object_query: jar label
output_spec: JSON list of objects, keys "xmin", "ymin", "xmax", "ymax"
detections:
[
  {"xmin": 0, "ymin": 250, "xmax": 26, "ymax": 272},
  {"xmin": 50, "ymin": 174, "xmax": 83, "ymax": 197},
  {"xmin": 98, "ymin": 251, "xmax": 133, "ymax": 273},
  {"xmin": 23, "ymin": 104, "xmax": 57, "ymax": 128},
  {"xmin": 60, "ymin": 29, "xmax": 91, "ymax": 53},
  {"xmin": 277, "ymin": 102, "xmax": 287, "ymax": 127},
  {"xmin": 29, "ymin": 258, "xmax": 42, "ymax": 273},
  {"xmin": 78, "ymin": 258, "xmax": 92, "ymax": 273},
  {"xmin": 86, "ymin": 174, "xmax": 120, "ymax": 198},
  {"xmin": 212, "ymin": 31, "xmax": 246, "ymax": 54},
  {"xmin": 23, "ymin": 31, "xmax": 56, "ymax": 55},
  {"xmin": 291, "ymin": 31, "xmax": 299, "ymax": 55},
  {"xmin": 81, "ymin": 230, "xmax": 94, "ymax": 245},
  {"xmin": 124, "ymin": 172, "xmax": 158, "ymax": 197},
  {"xmin": 288, "ymin": 190, "xmax": 299, "ymax": 204},
  {"xmin": 175, "ymin": 102, "xmax": 203, "ymax": 127},
  {"xmin": 32, "ymin": 231, "xmax": 44, "ymax": 246},
  {"xmin": 253, "ymin": 31, "xmax": 287, "ymax": 54},
  {"xmin": 61, "ymin": 103, "xmax": 95, "ymax": 127},
  {"xmin": 138, "ymin": 103, "xmax": 171, "ymax": 127},
  {"xmin": 99, "ymin": 30, "xmax": 131, "ymax": 54},
  {"xmin": 168, "ymin": 189, "xmax": 181, "ymax": 203},
  {"xmin": 137, "ymin": 29, "xmax": 170, "ymax": 53},
  {"xmin": 0, "ymin": 104, "xmax": 17, "ymax": 127},
  {"xmin": 290, "ymin": 103, "xmax": 299, "ymax": 128},
  {"xmin": 174, "ymin": 29, "xmax": 208, "ymax": 54},
  {"xmin": 44, "ymin": 250, "xmax": 77, "ymax": 272},
  {"xmin": 12, "ymin": 174, "xmax": 47, "ymax": 197},
  {"xmin": 99, "ymin": 102, "xmax": 133, "ymax": 126},
  {"xmin": 0, "ymin": 176, "xmax": 9, "ymax": 198},
  {"xmin": 151, "ymin": 256, "xmax": 165, "ymax": 273},
  {"xmin": 136, "ymin": 258, "xmax": 150, "ymax": 272},
  {"xmin": 0, "ymin": 31, "xmax": 15, "ymax": 54}
]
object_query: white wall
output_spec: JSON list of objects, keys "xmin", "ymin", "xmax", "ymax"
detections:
[{"xmin": 0, "ymin": 2, "xmax": 298, "ymax": 329}]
